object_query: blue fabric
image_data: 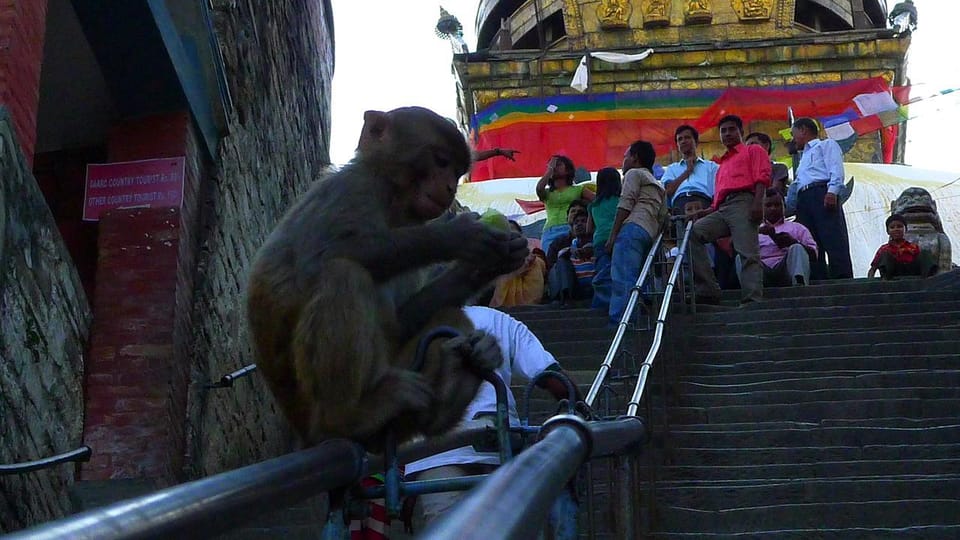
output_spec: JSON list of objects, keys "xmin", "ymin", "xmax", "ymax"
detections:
[
  {"xmin": 540, "ymin": 224, "xmax": 569, "ymax": 259},
  {"xmin": 608, "ymin": 223, "xmax": 653, "ymax": 324},
  {"xmin": 591, "ymin": 250, "xmax": 612, "ymax": 310}
]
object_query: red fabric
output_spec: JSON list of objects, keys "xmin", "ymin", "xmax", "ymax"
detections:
[
  {"xmin": 872, "ymin": 239, "xmax": 920, "ymax": 267},
  {"xmin": 882, "ymin": 124, "xmax": 899, "ymax": 164},
  {"xmin": 892, "ymin": 85, "xmax": 912, "ymax": 105},
  {"xmin": 351, "ymin": 476, "xmax": 390, "ymax": 540},
  {"xmin": 516, "ymin": 198, "xmax": 546, "ymax": 214},
  {"xmin": 691, "ymin": 77, "xmax": 890, "ymax": 133},
  {"xmin": 472, "ymin": 118, "xmax": 689, "ymax": 181},
  {"xmin": 713, "ymin": 144, "xmax": 771, "ymax": 208},
  {"xmin": 850, "ymin": 115, "xmax": 883, "ymax": 135}
]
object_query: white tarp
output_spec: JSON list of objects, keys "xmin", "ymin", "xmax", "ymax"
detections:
[{"xmin": 457, "ymin": 163, "xmax": 960, "ymax": 278}]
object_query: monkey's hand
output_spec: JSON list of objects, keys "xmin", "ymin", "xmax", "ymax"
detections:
[
  {"xmin": 440, "ymin": 212, "xmax": 521, "ymax": 267},
  {"xmin": 471, "ymin": 231, "xmax": 530, "ymax": 283},
  {"xmin": 441, "ymin": 330, "xmax": 503, "ymax": 373}
]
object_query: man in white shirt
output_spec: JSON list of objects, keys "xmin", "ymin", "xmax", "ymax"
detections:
[
  {"xmin": 404, "ymin": 306, "xmax": 578, "ymax": 527},
  {"xmin": 789, "ymin": 117, "xmax": 853, "ymax": 279}
]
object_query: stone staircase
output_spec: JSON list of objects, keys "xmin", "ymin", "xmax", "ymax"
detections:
[{"xmin": 508, "ymin": 270, "xmax": 960, "ymax": 538}]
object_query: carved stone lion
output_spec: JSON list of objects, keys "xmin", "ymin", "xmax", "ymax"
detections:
[{"xmin": 890, "ymin": 187, "xmax": 952, "ymax": 274}]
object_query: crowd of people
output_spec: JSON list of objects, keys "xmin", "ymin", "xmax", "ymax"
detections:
[{"xmin": 484, "ymin": 114, "xmax": 939, "ymax": 319}]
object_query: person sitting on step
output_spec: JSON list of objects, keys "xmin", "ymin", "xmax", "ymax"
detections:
[
  {"xmin": 736, "ymin": 188, "xmax": 817, "ymax": 287},
  {"xmin": 545, "ymin": 205, "xmax": 595, "ymax": 306},
  {"xmin": 868, "ymin": 213, "xmax": 937, "ymax": 280}
]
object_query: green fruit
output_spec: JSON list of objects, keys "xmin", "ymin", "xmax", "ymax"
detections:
[{"xmin": 479, "ymin": 208, "xmax": 511, "ymax": 232}]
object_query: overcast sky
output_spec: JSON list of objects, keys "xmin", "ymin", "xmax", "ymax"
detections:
[{"xmin": 329, "ymin": 1, "xmax": 959, "ymax": 172}]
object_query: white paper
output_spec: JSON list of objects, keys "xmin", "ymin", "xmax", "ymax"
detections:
[
  {"xmin": 590, "ymin": 49, "xmax": 654, "ymax": 64},
  {"xmin": 570, "ymin": 55, "xmax": 589, "ymax": 92},
  {"xmin": 853, "ymin": 92, "xmax": 899, "ymax": 116}
]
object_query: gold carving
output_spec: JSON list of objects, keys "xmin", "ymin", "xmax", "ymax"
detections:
[
  {"xmin": 641, "ymin": 0, "xmax": 672, "ymax": 28},
  {"xmin": 597, "ymin": 0, "xmax": 632, "ymax": 28},
  {"xmin": 684, "ymin": 0, "xmax": 712, "ymax": 24},
  {"xmin": 731, "ymin": 0, "xmax": 772, "ymax": 21}
]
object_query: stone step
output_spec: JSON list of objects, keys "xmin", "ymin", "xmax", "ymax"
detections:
[
  {"xmin": 716, "ymin": 276, "xmax": 929, "ymax": 299},
  {"xmin": 654, "ymin": 499, "xmax": 960, "ymax": 534},
  {"xmin": 656, "ymin": 418, "xmax": 960, "ymax": 436},
  {"xmin": 684, "ymin": 298, "xmax": 960, "ymax": 324},
  {"xmin": 677, "ymin": 386, "xmax": 960, "ymax": 408},
  {"xmin": 673, "ymin": 354, "xmax": 960, "ymax": 377},
  {"xmin": 655, "ymin": 476, "xmax": 960, "ymax": 506},
  {"xmin": 665, "ymin": 443, "xmax": 960, "ymax": 467},
  {"xmin": 668, "ymin": 424, "xmax": 960, "ymax": 447},
  {"xmin": 703, "ymin": 289, "xmax": 960, "ymax": 313},
  {"xmin": 659, "ymin": 459, "xmax": 960, "ymax": 483},
  {"xmin": 670, "ymin": 397, "xmax": 960, "ymax": 425},
  {"xmin": 690, "ymin": 309, "xmax": 960, "ymax": 336},
  {"xmin": 685, "ymin": 341, "xmax": 958, "ymax": 362},
  {"xmin": 649, "ymin": 526, "xmax": 960, "ymax": 540},
  {"xmin": 689, "ymin": 328, "xmax": 960, "ymax": 353},
  {"xmin": 674, "ymin": 370, "xmax": 960, "ymax": 393}
]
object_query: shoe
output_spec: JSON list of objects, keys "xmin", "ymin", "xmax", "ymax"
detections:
[{"xmin": 794, "ymin": 275, "xmax": 806, "ymax": 286}]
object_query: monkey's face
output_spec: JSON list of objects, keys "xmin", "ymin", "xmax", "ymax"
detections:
[{"xmin": 410, "ymin": 150, "xmax": 464, "ymax": 220}]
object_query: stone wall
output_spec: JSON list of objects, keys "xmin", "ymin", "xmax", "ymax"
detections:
[
  {"xmin": 0, "ymin": 109, "xmax": 91, "ymax": 531},
  {"xmin": 185, "ymin": 0, "xmax": 335, "ymax": 477}
]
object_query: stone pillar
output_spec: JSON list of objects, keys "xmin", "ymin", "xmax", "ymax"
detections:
[
  {"xmin": 0, "ymin": 0, "xmax": 49, "ymax": 165},
  {"xmin": 81, "ymin": 112, "xmax": 202, "ymax": 484}
]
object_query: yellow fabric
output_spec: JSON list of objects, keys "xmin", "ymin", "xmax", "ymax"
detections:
[{"xmin": 489, "ymin": 257, "xmax": 546, "ymax": 308}]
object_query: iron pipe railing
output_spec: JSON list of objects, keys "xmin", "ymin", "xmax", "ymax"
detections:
[
  {"xmin": 204, "ymin": 363, "xmax": 257, "ymax": 389},
  {"xmin": 584, "ymin": 231, "xmax": 664, "ymax": 407},
  {"xmin": 422, "ymin": 414, "xmax": 645, "ymax": 539},
  {"xmin": 627, "ymin": 220, "xmax": 694, "ymax": 417},
  {"xmin": 0, "ymin": 446, "xmax": 92, "ymax": 476},
  {"xmin": 4, "ymin": 440, "xmax": 366, "ymax": 540}
]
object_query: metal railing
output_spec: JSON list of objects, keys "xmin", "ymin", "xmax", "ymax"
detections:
[
  {"xmin": 584, "ymin": 231, "xmax": 664, "ymax": 408},
  {"xmin": 0, "ymin": 446, "xmax": 92, "ymax": 476},
  {"xmin": 627, "ymin": 220, "xmax": 693, "ymax": 416},
  {"xmin": 422, "ymin": 415, "xmax": 645, "ymax": 540}
]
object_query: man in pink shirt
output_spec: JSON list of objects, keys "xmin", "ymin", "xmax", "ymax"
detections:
[
  {"xmin": 689, "ymin": 115, "xmax": 771, "ymax": 304},
  {"xmin": 738, "ymin": 188, "xmax": 818, "ymax": 287}
]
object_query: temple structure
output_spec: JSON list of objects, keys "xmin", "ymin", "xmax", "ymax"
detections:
[{"xmin": 453, "ymin": 0, "xmax": 910, "ymax": 181}]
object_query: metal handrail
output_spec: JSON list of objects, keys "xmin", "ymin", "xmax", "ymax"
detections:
[
  {"xmin": 5, "ymin": 440, "xmax": 366, "ymax": 540},
  {"xmin": 421, "ymin": 415, "xmax": 645, "ymax": 539},
  {"xmin": 0, "ymin": 446, "xmax": 92, "ymax": 476},
  {"xmin": 584, "ymin": 230, "xmax": 664, "ymax": 407},
  {"xmin": 204, "ymin": 363, "xmax": 258, "ymax": 389},
  {"xmin": 626, "ymin": 220, "xmax": 694, "ymax": 416}
]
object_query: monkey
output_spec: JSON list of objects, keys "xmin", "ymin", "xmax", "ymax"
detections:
[{"xmin": 246, "ymin": 106, "xmax": 529, "ymax": 451}]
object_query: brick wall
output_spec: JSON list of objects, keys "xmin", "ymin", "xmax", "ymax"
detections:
[
  {"xmin": 0, "ymin": 0, "xmax": 49, "ymax": 165},
  {"xmin": 81, "ymin": 112, "xmax": 204, "ymax": 483},
  {"xmin": 185, "ymin": 0, "xmax": 334, "ymax": 476},
  {"xmin": 0, "ymin": 110, "xmax": 91, "ymax": 532}
]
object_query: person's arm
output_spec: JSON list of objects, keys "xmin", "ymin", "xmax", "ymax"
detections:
[
  {"xmin": 586, "ymin": 208, "xmax": 596, "ymax": 237},
  {"xmin": 536, "ymin": 159, "xmax": 554, "ymax": 201},
  {"xmin": 580, "ymin": 187, "xmax": 596, "ymax": 202},
  {"xmin": 536, "ymin": 365, "xmax": 583, "ymax": 402},
  {"xmin": 750, "ymin": 147, "xmax": 772, "ymax": 222},
  {"xmin": 822, "ymin": 140, "xmax": 844, "ymax": 211},
  {"xmin": 473, "ymin": 147, "xmax": 519, "ymax": 162},
  {"xmin": 868, "ymin": 266, "xmax": 878, "ymax": 278},
  {"xmin": 663, "ymin": 158, "xmax": 696, "ymax": 198},
  {"xmin": 796, "ymin": 223, "xmax": 819, "ymax": 260}
]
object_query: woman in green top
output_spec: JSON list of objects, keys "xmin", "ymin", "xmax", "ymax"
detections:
[
  {"xmin": 536, "ymin": 155, "xmax": 595, "ymax": 256},
  {"xmin": 587, "ymin": 167, "xmax": 621, "ymax": 310}
]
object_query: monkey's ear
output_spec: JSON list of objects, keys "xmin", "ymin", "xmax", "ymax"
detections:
[{"xmin": 358, "ymin": 110, "xmax": 391, "ymax": 154}]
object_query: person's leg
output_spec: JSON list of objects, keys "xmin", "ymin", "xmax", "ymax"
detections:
[
  {"xmin": 609, "ymin": 223, "xmax": 653, "ymax": 323},
  {"xmin": 795, "ymin": 187, "xmax": 828, "ymax": 281},
  {"xmin": 540, "ymin": 225, "xmax": 566, "ymax": 260},
  {"xmin": 415, "ymin": 465, "xmax": 479, "ymax": 526},
  {"xmin": 690, "ymin": 212, "xmax": 728, "ymax": 302},
  {"xmin": 723, "ymin": 193, "xmax": 763, "ymax": 303},
  {"xmin": 591, "ymin": 249, "xmax": 613, "ymax": 310},
  {"xmin": 783, "ymin": 243, "xmax": 811, "ymax": 285},
  {"xmin": 762, "ymin": 258, "xmax": 790, "ymax": 287}
]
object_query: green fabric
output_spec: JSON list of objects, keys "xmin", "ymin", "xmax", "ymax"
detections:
[
  {"xmin": 544, "ymin": 185, "xmax": 585, "ymax": 228},
  {"xmin": 590, "ymin": 196, "xmax": 619, "ymax": 246}
]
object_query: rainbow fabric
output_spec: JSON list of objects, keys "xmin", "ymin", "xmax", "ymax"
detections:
[{"xmin": 470, "ymin": 77, "xmax": 900, "ymax": 181}]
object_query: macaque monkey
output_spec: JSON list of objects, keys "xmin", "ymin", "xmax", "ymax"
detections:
[{"xmin": 247, "ymin": 107, "xmax": 528, "ymax": 451}]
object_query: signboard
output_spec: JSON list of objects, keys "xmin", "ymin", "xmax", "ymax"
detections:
[{"xmin": 82, "ymin": 157, "xmax": 186, "ymax": 221}]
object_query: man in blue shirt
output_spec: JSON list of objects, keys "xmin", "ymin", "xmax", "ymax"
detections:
[
  {"xmin": 789, "ymin": 117, "xmax": 853, "ymax": 279},
  {"xmin": 660, "ymin": 125, "xmax": 719, "ymax": 213}
]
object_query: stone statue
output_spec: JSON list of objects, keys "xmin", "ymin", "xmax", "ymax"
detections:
[
  {"xmin": 642, "ymin": 0, "xmax": 671, "ymax": 28},
  {"xmin": 598, "ymin": 0, "xmax": 632, "ymax": 28},
  {"xmin": 684, "ymin": 0, "xmax": 711, "ymax": 24},
  {"xmin": 731, "ymin": 0, "xmax": 772, "ymax": 21},
  {"xmin": 890, "ymin": 187, "xmax": 953, "ymax": 274}
]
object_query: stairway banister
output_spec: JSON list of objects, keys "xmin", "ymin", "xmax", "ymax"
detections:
[
  {"xmin": 627, "ymin": 220, "xmax": 693, "ymax": 416},
  {"xmin": 0, "ymin": 446, "xmax": 92, "ymax": 476},
  {"xmin": 4, "ymin": 440, "xmax": 366, "ymax": 540},
  {"xmin": 585, "ymin": 230, "xmax": 665, "ymax": 407},
  {"xmin": 422, "ymin": 415, "xmax": 646, "ymax": 539}
]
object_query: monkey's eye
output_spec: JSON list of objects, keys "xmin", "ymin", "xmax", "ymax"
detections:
[{"xmin": 434, "ymin": 154, "xmax": 451, "ymax": 168}]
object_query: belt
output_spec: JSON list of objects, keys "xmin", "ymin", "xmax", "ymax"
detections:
[{"xmin": 798, "ymin": 181, "xmax": 828, "ymax": 193}]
